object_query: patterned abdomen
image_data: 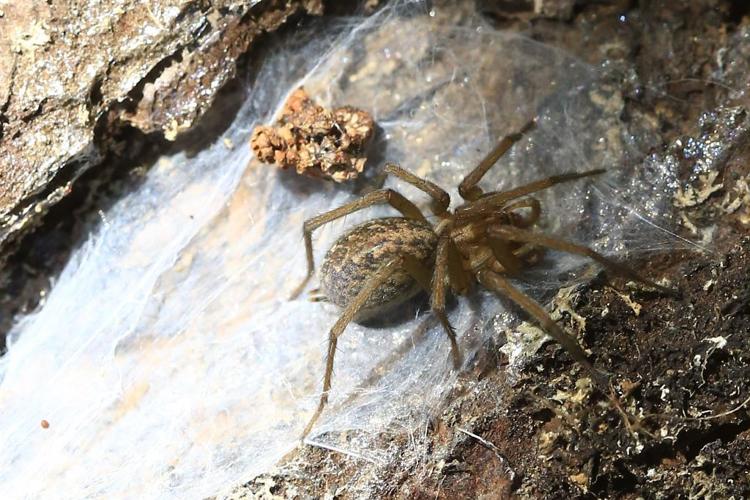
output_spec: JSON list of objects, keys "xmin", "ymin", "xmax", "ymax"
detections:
[{"xmin": 320, "ymin": 217, "xmax": 438, "ymax": 321}]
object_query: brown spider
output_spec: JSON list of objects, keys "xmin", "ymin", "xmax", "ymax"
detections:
[{"xmin": 291, "ymin": 118, "xmax": 671, "ymax": 438}]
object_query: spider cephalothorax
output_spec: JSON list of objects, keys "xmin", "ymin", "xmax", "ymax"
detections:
[{"xmin": 291, "ymin": 119, "xmax": 671, "ymax": 437}]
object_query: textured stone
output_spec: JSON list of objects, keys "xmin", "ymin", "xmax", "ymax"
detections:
[{"xmin": 0, "ymin": 0, "xmax": 323, "ymax": 249}]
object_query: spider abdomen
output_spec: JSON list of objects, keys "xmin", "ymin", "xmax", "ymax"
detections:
[{"xmin": 320, "ymin": 217, "xmax": 437, "ymax": 321}]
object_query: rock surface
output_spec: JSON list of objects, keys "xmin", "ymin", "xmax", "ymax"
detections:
[
  {"xmin": 0, "ymin": 0, "xmax": 322, "ymax": 250},
  {"xmin": 0, "ymin": 0, "xmax": 325, "ymax": 348}
]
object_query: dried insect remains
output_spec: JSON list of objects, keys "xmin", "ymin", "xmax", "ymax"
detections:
[{"xmin": 292, "ymin": 119, "xmax": 672, "ymax": 438}]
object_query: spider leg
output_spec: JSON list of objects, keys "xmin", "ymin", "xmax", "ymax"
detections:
[
  {"xmin": 447, "ymin": 238, "xmax": 472, "ymax": 295},
  {"xmin": 488, "ymin": 225, "xmax": 679, "ymax": 296},
  {"xmin": 290, "ymin": 189, "xmax": 427, "ymax": 299},
  {"xmin": 308, "ymin": 288, "xmax": 328, "ymax": 302},
  {"xmin": 484, "ymin": 199, "xmax": 540, "ymax": 275},
  {"xmin": 459, "ymin": 119, "xmax": 537, "ymax": 201},
  {"xmin": 486, "ymin": 237, "xmax": 524, "ymax": 275},
  {"xmin": 431, "ymin": 237, "xmax": 463, "ymax": 369},
  {"xmin": 302, "ymin": 253, "xmax": 460, "ymax": 438},
  {"xmin": 504, "ymin": 197, "xmax": 541, "ymax": 228},
  {"xmin": 336, "ymin": 315, "xmax": 439, "ymax": 415},
  {"xmin": 302, "ymin": 257, "xmax": 405, "ymax": 438},
  {"xmin": 384, "ymin": 163, "xmax": 451, "ymax": 216},
  {"xmin": 455, "ymin": 169, "xmax": 605, "ymax": 223},
  {"xmin": 476, "ymin": 269, "xmax": 609, "ymax": 390},
  {"xmin": 487, "ymin": 198, "xmax": 543, "ymax": 276}
]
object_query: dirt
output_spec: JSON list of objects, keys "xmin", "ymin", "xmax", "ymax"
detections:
[{"xmin": 250, "ymin": 87, "xmax": 375, "ymax": 182}]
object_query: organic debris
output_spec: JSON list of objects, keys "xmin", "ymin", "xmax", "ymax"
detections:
[{"xmin": 250, "ymin": 87, "xmax": 375, "ymax": 182}]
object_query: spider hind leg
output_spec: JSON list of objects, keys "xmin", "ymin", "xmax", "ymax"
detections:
[{"xmin": 302, "ymin": 254, "xmax": 462, "ymax": 438}]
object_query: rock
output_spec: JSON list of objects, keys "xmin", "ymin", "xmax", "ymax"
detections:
[{"xmin": 0, "ymin": 0, "xmax": 324, "ymax": 251}]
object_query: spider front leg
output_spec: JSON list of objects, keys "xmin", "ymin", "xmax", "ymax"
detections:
[
  {"xmin": 302, "ymin": 253, "xmax": 457, "ymax": 438},
  {"xmin": 384, "ymin": 163, "xmax": 451, "ymax": 216},
  {"xmin": 290, "ymin": 189, "xmax": 427, "ymax": 300},
  {"xmin": 455, "ymin": 169, "xmax": 605, "ymax": 223},
  {"xmin": 459, "ymin": 119, "xmax": 537, "ymax": 201}
]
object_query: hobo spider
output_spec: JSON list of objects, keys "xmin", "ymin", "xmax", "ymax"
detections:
[{"xmin": 292, "ymin": 118, "xmax": 671, "ymax": 438}]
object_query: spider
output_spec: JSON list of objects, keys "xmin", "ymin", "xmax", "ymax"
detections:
[{"xmin": 291, "ymin": 118, "xmax": 672, "ymax": 438}]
